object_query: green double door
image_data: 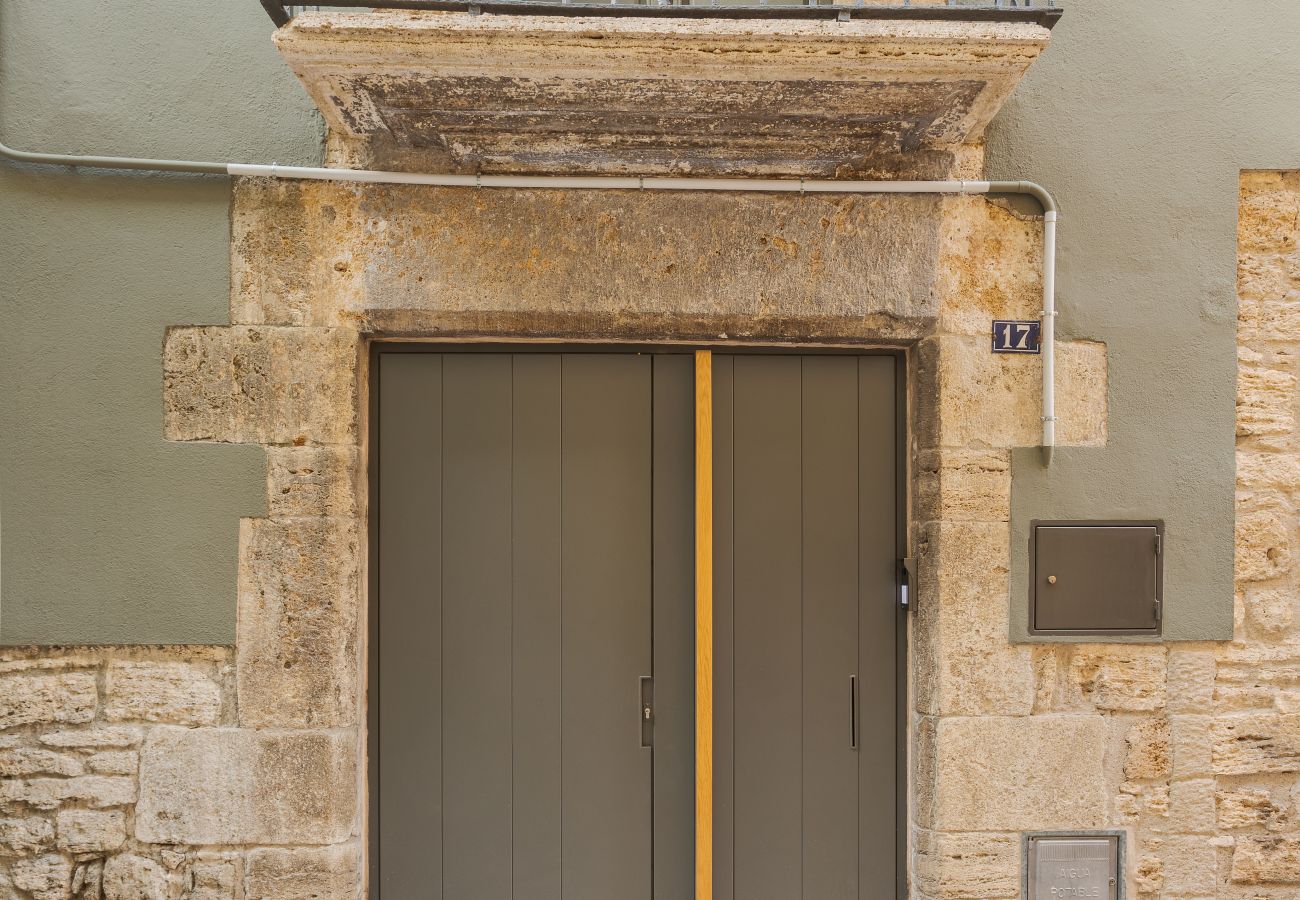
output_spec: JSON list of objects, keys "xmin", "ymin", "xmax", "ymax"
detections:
[{"xmin": 372, "ymin": 349, "xmax": 900, "ymax": 900}]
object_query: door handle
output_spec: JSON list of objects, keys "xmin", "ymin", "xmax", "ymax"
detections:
[
  {"xmin": 850, "ymin": 675, "xmax": 858, "ymax": 750},
  {"xmin": 639, "ymin": 675, "xmax": 653, "ymax": 749}
]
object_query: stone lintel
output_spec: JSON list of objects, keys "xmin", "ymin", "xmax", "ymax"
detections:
[{"xmin": 275, "ymin": 11, "xmax": 1050, "ymax": 176}]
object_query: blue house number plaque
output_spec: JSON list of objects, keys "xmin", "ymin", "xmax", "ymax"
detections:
[{"xmin": 992, "ymin": 320, "xmax": 1042, "ymax": 354}]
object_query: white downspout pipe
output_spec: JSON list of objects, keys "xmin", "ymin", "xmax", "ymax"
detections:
[
  {"xmin": 1041, "ymin": 209, "xmax": 1057, "ymax": 465},
  {"xmin": 3, "ymin": 143, "xmax": 1059, "ymax": 463}
]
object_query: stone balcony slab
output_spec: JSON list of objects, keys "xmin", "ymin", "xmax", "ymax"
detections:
[{"xmin": 275, "ymin": 10, "xmax": 1051, "ymax": 176}]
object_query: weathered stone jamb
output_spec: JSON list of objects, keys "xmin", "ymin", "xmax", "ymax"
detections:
[{"xmin": 63, "ymin": 178, "xmax": 1105, "ymax": 897}]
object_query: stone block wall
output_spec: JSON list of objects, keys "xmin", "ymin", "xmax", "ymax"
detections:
[
  {"xmin": 2, "ymin": 274, "xmax": 364, "ymax": 897},
  {"xmin": 2, "ymin": 171, "xmax": 1293, "ymax": 898},
  {"xmin": 0, "ymin": 648, "xmax": 361, "ymax": 898},
  {"xmin": 913, "ymin": 171, "xmax": 1300, "ymax": 899}
]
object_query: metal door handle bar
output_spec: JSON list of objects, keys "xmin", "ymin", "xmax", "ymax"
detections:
[{"xmin": 850, "ymin": 675, "xmax": 858, "ymax": 750}]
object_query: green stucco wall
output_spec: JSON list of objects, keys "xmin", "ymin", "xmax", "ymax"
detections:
[
  {"xmin": 0, "ymin": 1, "xmax": 322, "ymax": 643},
  {"xmin": 2, "ymin": 1, "xmax": 1297, "ymax": 644},
  {"xmin": 991, "ymin": 1, "xmax": 1300, "ymax": 642}
]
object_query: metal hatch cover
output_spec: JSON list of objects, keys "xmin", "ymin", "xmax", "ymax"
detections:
[
  {"xmin": 1030, "ymin": 521, "xmax": 1164, "ymax": 637},
  {"xmin": 1025, "ymin": 832, "xmax": 1123, "ymax": 900}
]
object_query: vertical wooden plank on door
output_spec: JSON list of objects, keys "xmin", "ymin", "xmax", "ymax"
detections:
[
  {"xmin": 802, "ymin": 357, "xmax": 861, "ymax": 900},
  {"xmin": 711, "ymin": 355, "xmax": 735, "ymax": 900},
  {"xmin": 512, "ymin": 355, "xmax": 563, "ymax": 900},
  {"xmin": 656, "ymin": 354, "xmax": 697, "ymax": 900},
  {"xmin": 732, "ymin": 356, "xmax": 803, "ymax": 900},
  {"xmin": 442, "ymin": 354, "xmax": 514, "ymax": 900},
  {"xmin": 562, "ymin": 354, "xmax": 654, "ymax": 900},
  {"xmin": 377, "ymin": 353, "xmax": 444, "ymax": 898},
  {"xmin": 693, "ymin": 350, "xmax": 713, "ymax": 900},
  {"xmin": 857, "ymin": 356, "xmax": 897, "ymax": 900}
]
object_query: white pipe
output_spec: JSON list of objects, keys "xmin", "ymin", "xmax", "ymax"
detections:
[
  {"xmin": 227, "ymin": 165, "xmax": 999, "ymax": 197},
  {"xmin": 6, "ymin": 140, "xmax": 1059, "ymax": 462},
  {"xmin": 1041, "ymin": 211, "xmax": 1057, "ymax": 465}
]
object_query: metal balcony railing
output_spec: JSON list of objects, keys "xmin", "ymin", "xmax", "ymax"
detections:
[{"xmin": 263, "ymin": 1, "xmax": 1061, "ymax": 27}]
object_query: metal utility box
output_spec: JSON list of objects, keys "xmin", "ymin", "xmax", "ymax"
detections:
[
  {"xmin": 1030, "ymin": 521, "xmax": 1163, "ymax": 636},
  {"xmin": 1024, "ymin": 832, "xmax": 1123, "ymax": 900}
]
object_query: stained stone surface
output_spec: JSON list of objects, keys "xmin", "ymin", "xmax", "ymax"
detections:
[
  {"xmin": 275, "ymin": 11, "xmax": 1049, "ymax": 176},
  {"xmin": 931, "ymin": 715, "xmax": 1108, "ymax": 831},
  {"xmin": 135, "ymin": 727, "xmax": 356, "ymax": 846}
]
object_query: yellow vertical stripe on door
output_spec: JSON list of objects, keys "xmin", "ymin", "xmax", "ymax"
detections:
[{"xmin": 695, "ymin": 350, "xmax": 713, "ymax": 900}]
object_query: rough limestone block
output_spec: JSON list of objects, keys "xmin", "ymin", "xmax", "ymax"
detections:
[
  {"xmin": 70, "ymin": 859, "xmax": 104, "ymax": 898},
  {"xmin": 1213, "ymin": 713, "xmax": 1300, "ymax": 774},
  {"xmin": 1244, "ymin": 586, "xmax": 1296, "ymax": 636},
  {"xmin": 935, "ymin": 195, "xmax": 1041, "ymax": 338},
  {"xmin": 932, "ymin": 715, "xmax": 1107, "ymax": 831},
  {"xmin": 913, "ymin": 829, "xmax": 1019, "ymax": 899},
  {"xmin": 1124, "ymin": 718, "xmax": 1171, "ymax": 781},
  {"xmin": 1217, "ymin": 789, "xmax": 1280, "ymax": 830},
  {"xmin": 1257, "ymin": 294, "xmax": 1300, "ymax": 343},
  {"xmin": 913, "ymin": 448, "xmax": 1011, "ymax": 524},
  {"xmin": 933, "ymin": 636, "xmax": 1034, "ymax": 719},
  {"xmin": 1237, "ymin": 450, "xmax": 1300, "ymax": 491},
  {"xmin": 189, "ymin": 860, "xmax": 237, "ymax": 900},
  {"xmin": 1232, "ymin": 836, "xmax": 1300, "ymax": 884},
  {"xmin": 0, "ymin": 673, "xmax": 96, "ymax": 730},
  {"xmin": 1166, "ymin": 779, "xmax": 1217, "ymax": 835},
  {"xmin": 102, "ymin": 854, "xmax": 167, "ymax": 900},
  {"xmin": 237, "ymin": 518, "xmax": 360, "ymax": 729},
  {"xmin": 231, "ymin": 179, "xmax": 365, "ymax": 327},
  {"xmin": 1114, "ymin": 780, "xmax": 1170, "ymax": 827},
  {"xmin": 266, "ymin": 446, "xmax": 360, "ymax": 519},
  {"xmin": 1237, "ymin": 364, "xmax": 1296, "ymax": 438},
  {"xmin": 922, "ymin": 335, "xmax": 1107, "ymax": 450},
  {"xmin": 15, "ymin": 776, "xmax": 136, "ymax": 811},
  {"xmin": 38, "ymin": 727, "xmax": 140, "ymax": 749},
  {"xmin": 919, "ymin": 522, "xmax": 1035, "ymax": 717},
  {"xmin": 245, "ymin": 846, "xmax": 360, "ymax": 899},
  {"xmin": 1133, "ymin": 854, "xmax": 1163, "ymax": 896},
  {"xmin": 1214, "ymin": 645, "xmax": 1300, "ymax": 712},
  {"xmin": 1156, "ymin": 835, "xmax": 1218, "ymax": 896},
  {"xmin": 1167, "ymin": 648, "xmax": 1216, "ymax": 715},
  {"xmin": 135, "ymin": 727, "xmax": 356, "ymax": 845},
  {"xmin": 247, "ymin": 181, "xmax": 944, "ymax": 339},
  {"xmin": 1237, "ymin": 255, "xmax": 1295, "ymax": 327},
  {"xmin": 1239, "ymin": 171, "xmax": 1300, "ymax": 257},
  {"xmin": 86, "ymin": 751, "xmax": 138, "ymax": 776},
  {"xmin": 56, "ymin": 810, "xmax": 125, "ymax": 854},
  {"xmin": 0, "ymin": 817, "xmax": 55, "ymax": 854},
  {"xmin": 912, "ymin": 716, "xmax": 938, "ymax": 830},
  {"xmin": 1236, "ymin": 496, "xmax": 1294, "ymax": 582},
  {"xmin": 1171, "ymin": 715, "xmax": 1214, "ymax": 779},
  {"xmin": 163, "ymin": 326, "xmax": 358, "ymax": 446},
  {"xmin": 0, "ymin": 749, "xmax": 84, "ymax": 778},
  {"xmin": 1068, "ymin": 647, "xmax": 1167, "ymax": 712},
  {"xmin": 11, "ymin": 854, "xmax": 73, "ymax": 900},
  {"xmin": 103, "ymin": 662, "xmax": 221, "ymax": 726}
]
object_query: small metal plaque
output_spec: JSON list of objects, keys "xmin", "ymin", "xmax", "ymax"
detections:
[
  {"xmin": 992, "ymin": 319, "xmax": 1042, "ymax": 354},
  {"xmin": 1025, "ymin": 832, "xmax": 1122, "ymax": 900}
]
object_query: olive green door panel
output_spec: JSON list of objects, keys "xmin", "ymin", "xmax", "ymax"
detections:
[
  {"xmin": 372, "ymin": 350, "xmax": 693, "ymax": 899},
  {"xmin": 712, "ymin": 354, "xmax": 899, "ymax": 900}
]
